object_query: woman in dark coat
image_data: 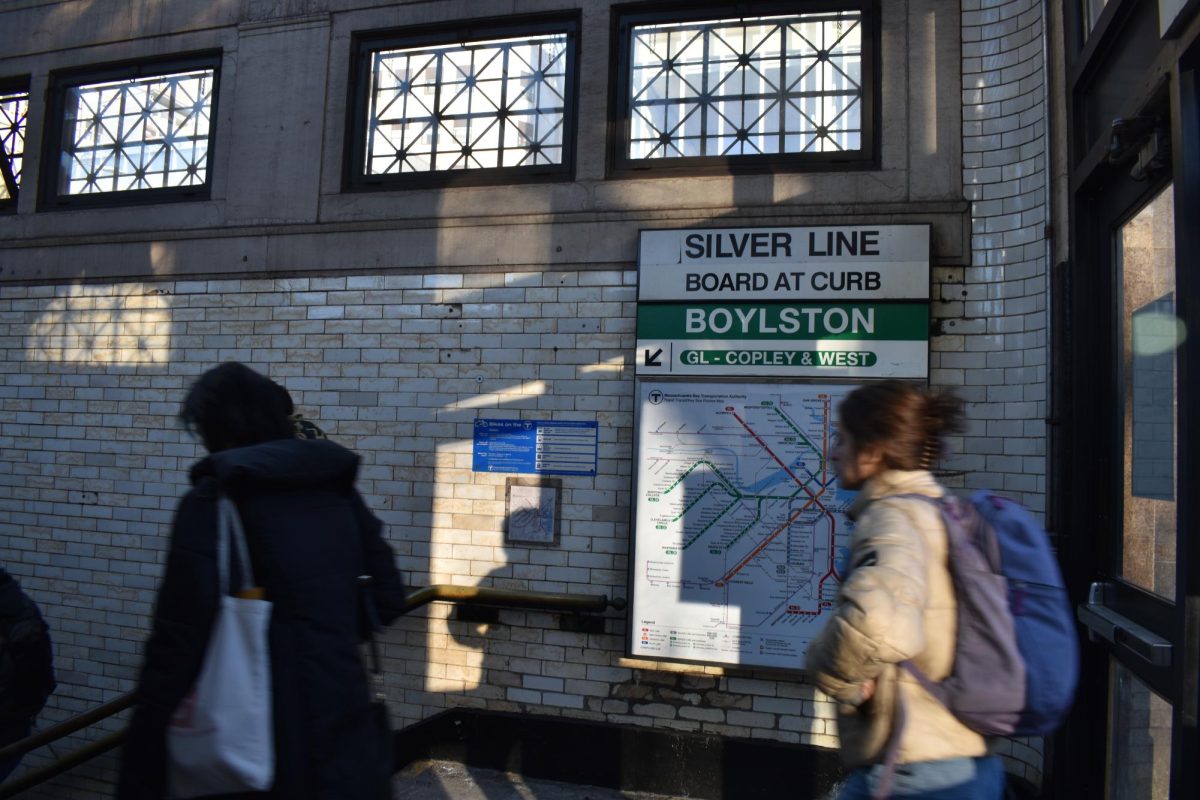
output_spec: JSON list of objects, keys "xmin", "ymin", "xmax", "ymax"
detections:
[{"xmin": 118, "ymin": 362, "xmax": 407, "ymax": 799}]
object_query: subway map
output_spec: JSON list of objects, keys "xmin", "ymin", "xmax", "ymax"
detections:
[{"xmin": 631, "ymin": 382, "xmax": 857, "ymax": 669}]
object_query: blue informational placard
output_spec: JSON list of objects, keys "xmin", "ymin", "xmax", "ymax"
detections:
[{"xmin": 472, "ymin": 419, "xmax": 598, "ymax": 476}]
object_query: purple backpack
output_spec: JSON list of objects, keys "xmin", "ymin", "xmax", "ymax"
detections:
[{"xmin": 902, "ymin": 491, "xmax": 1079, "ymax": 736}]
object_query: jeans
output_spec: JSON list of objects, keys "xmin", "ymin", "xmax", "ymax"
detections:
[{"xmin": 838, "ymin": 755, "xmax": 1006, "ymax": 799}]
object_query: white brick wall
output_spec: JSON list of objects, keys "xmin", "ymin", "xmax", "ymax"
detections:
[
  {"xmin": 3, "ymin": 243, "xmax": 1053, "ymax": 795},
  {"xmin": 1, "ymin": 273, "xmax": 847, "ymax": 797},
  {"xmin": 955, "ymin": 0, "xmax": 1051, "ymax": 788},
  {"xmin": 950, "ymin": 0, "xmax": 1050, "ymax": 525}
]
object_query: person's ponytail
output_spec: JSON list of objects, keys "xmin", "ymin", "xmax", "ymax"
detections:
[
  {"xmin": 837, "ymin": 380, "xmax": 964, "ymax": 472},
  {"xmin": 918, "ymin": 392, "xmax": 965, "ymax": 469}
]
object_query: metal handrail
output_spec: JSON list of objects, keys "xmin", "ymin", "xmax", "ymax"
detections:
[
  {"xmin": 0, "ymin": 731, "xmax": 126, "ymax": 799},
  {"xmin": 401, "ymin": 584, "xmax": 626, "ymax": 614},
  {"xmin": 0, "ymin": 584, "xmax": 625, "ymax": 798},
  {"xmin": 0, "ymin": 693, "xmax": 134, "ymax": 764}
]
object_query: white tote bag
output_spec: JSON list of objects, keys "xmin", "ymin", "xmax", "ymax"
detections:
[{"xmin": 166, "ymin": 495, "xmax": 274, "ymax": 798}]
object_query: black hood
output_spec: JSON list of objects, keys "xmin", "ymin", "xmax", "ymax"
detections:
[{"xmin": 190, "ymin": 438, "xmax": 360, "ymax": 492}]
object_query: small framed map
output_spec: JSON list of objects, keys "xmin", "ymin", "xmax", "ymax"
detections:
[{"xmin": 504, "ymin": 477, "xmax": 561, "ymax": 546}]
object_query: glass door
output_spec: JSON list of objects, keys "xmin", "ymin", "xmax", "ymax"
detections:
[
  {"xmin": 1100, "ymin": 184, "xmax": 1178, "ymax": 800},
  {"xmin": 1067, "ymin": 82, "xmax": 1198, "ymax": 798},
  {"xmin": 1115, "ymin": 186, "xmax": 1177, "ymax": 604},
  {"xmin": 1060, "ymin": 13, "xmax": 1200, "ymax": 800},
  {"xmin": 1108, "ymin": 660, "xmax": 1174, "ymax": 799},
  {"xmin": 1073, "ymin": 174, "xmax": 1186, "ymax": 800}
]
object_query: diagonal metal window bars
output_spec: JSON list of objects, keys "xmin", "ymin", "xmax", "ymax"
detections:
[
  {"xmin": 0, "ymin": 88, "xmax": 28, "ymax": 202},
  {"xmin": 59, "ymin": 68, "xmax": 215, "ymax": 195},
  {"xmin": 627, "ymin": 11, "xmax": 863, "ymax": 159},
  {"xmin": 364, "ymin": 32, "xmax": 569, "ymax": 175}
]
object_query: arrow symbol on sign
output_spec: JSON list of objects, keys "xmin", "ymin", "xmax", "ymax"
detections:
[{"xmin": 643, "ymin": 348, "xmax": 663, "ymax": 367}]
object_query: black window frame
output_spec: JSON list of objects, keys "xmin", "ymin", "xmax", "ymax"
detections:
[
  {"xmin": 39, "ymin": 51, "xmax": 222, "ymax": 211},
  {"xmin": 608, "ymin": 0, "xmax": 880, "ymax": 179},
  {"xmin": 0, "ymin": 75, "xmax": 30, "ymax": 213},
  {"xmin": 344, "ymin": 13, "xmax": 582, "ymax": 192}
]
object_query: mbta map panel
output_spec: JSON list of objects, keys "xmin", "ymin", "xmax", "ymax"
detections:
[{"xmin": 631, "ymin": 381, "xmax": 856, "ymax": 669}]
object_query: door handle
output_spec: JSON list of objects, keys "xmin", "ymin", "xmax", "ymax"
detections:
[{"xmin": 1077, "ymin": 582, "xmax": 1172, "ymax": 667}]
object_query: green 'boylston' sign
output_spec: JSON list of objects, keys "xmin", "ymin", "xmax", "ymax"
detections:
[
  {"xmin": 635, "ymin": 302, "xmax": 928, "ymax": 378},
  {"xmin": 638, "ymin": 302, "xmax": 927, "ymax": 339}
]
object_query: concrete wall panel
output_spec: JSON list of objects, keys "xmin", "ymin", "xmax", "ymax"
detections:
[{"xmin": 225, "ymin": 15, "xmax": 331, "ymax": 224}]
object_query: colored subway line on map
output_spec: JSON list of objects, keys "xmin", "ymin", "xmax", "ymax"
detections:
[
  {"xmin": 647, "ymin": 399, "xmax": 846, "ymax": 619},
  {"xmin": 717, "ymin": 405, "xmax": 841, "ymax": 602},
  {"xmin": 771, "ymin": 407, "xmax": 825, "ymax": 472},
  {"xmin": 716, "ymin": 506, "xmax": 810, "ymax": 587},
  {"xmin": 662, "ymin": 459, "xmax": 739, "ymax": 497},
  {"xmin": 672, "ymin": 482, "xmax": 728, "ymax": 522},
  {"xmin": 731, "ymin": 411, "xmax": 821, "ymax": 503},
  {"xmin": 676, "ymin": 408, "xmax": 834, "ymax": 587},
  {"xmin": 681, "ymin": 496, "xmax": 742, "ymax": 549},
  {"xmin": 723, "ymin": 499, "xmax": 764, "ymax": 550}
]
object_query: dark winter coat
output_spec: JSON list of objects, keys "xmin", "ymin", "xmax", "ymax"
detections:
[
  {"xmin": 0, "ymin": 568, "xmax": 55, "ymax": 743},
  {"xmin": 118, "ymin": 439, "xmax": 407, "ymax": 800}
]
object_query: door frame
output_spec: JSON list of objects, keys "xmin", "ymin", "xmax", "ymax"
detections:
[{"xmin": 1055, "ymin": 1, "xmax": 1200, "ymax": 798}]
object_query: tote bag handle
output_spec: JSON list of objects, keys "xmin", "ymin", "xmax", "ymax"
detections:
[
  {"xmin": 217, "ymin": 495, "xmax": 255, "ymax": 597},
  {"xmin": 167, "ymin": 494, "xmax": 274, "ymax": 798}
]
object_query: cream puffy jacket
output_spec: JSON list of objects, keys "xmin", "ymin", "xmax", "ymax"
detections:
[{"xmin": 806, "ymin": 470, "xmax": 988, "ymax": 767}]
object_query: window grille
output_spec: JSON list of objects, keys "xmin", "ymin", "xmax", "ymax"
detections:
[
  {"xmin": 350, "ymin": 19, "xmax": 578, "ymax": 188},
  {"xmin": 613, "ymin": 4, "xmax": 875, "ymax": 174},
  {"xmin": 59, "ymin": 68, "xmax": 215, "ymax": 196},
  {"xmin": 39, "ymin": 55, "xmax": 221, "ymax": 208},
  {"xmin": 0, "ymin": 87, "xmax": 27, "ymax": 204}
]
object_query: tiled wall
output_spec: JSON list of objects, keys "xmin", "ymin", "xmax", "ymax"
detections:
[
  {"xmin": 951, "ymin": 0, "xmax": 1050, "ymax": 518},
  {"xmin": 1, "ymin": 273, "xmax": 843, "ymax": 797},
  {"xmin": 955, "ymin": 0, "xmax": 1051, "ymax": 783},
  {"xmin": 3, "ymin": 256, "xmax": 1048, "ymax": 796}
]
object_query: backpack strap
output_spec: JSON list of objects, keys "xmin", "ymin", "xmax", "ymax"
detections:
[
  {"xmin": 872, "ymin": 672, "xmax": 908, "ymax": 800},
  {"xmin": 900, "ymin": 659, "xmax": 940, "ymax": 696},
  {"xmin": 867, "ymin": 494, "xmax": 950, "ymax": 798},
  {"xmin": 888, "ymin": 493, "xmax": 962, "ymax": 704}
]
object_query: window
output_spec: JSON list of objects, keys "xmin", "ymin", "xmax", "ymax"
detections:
[
  {"xmin": 612, "ymin": 1, "xmax": 877, "ymax": 175},
  {"xmin": 1083, "ymin": 0, "xmax": 1110, "ymax": 39},
  {"xmin": 40, "ymin": 53, "xmax": 220, "ymax": 208},
  {"xmin": 0, "ymin": 80, "xmax": 29, "ymax": 210},
  {"xmin": 347, "ymin": 16, "xmax": 579, "ymax": 189}
]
